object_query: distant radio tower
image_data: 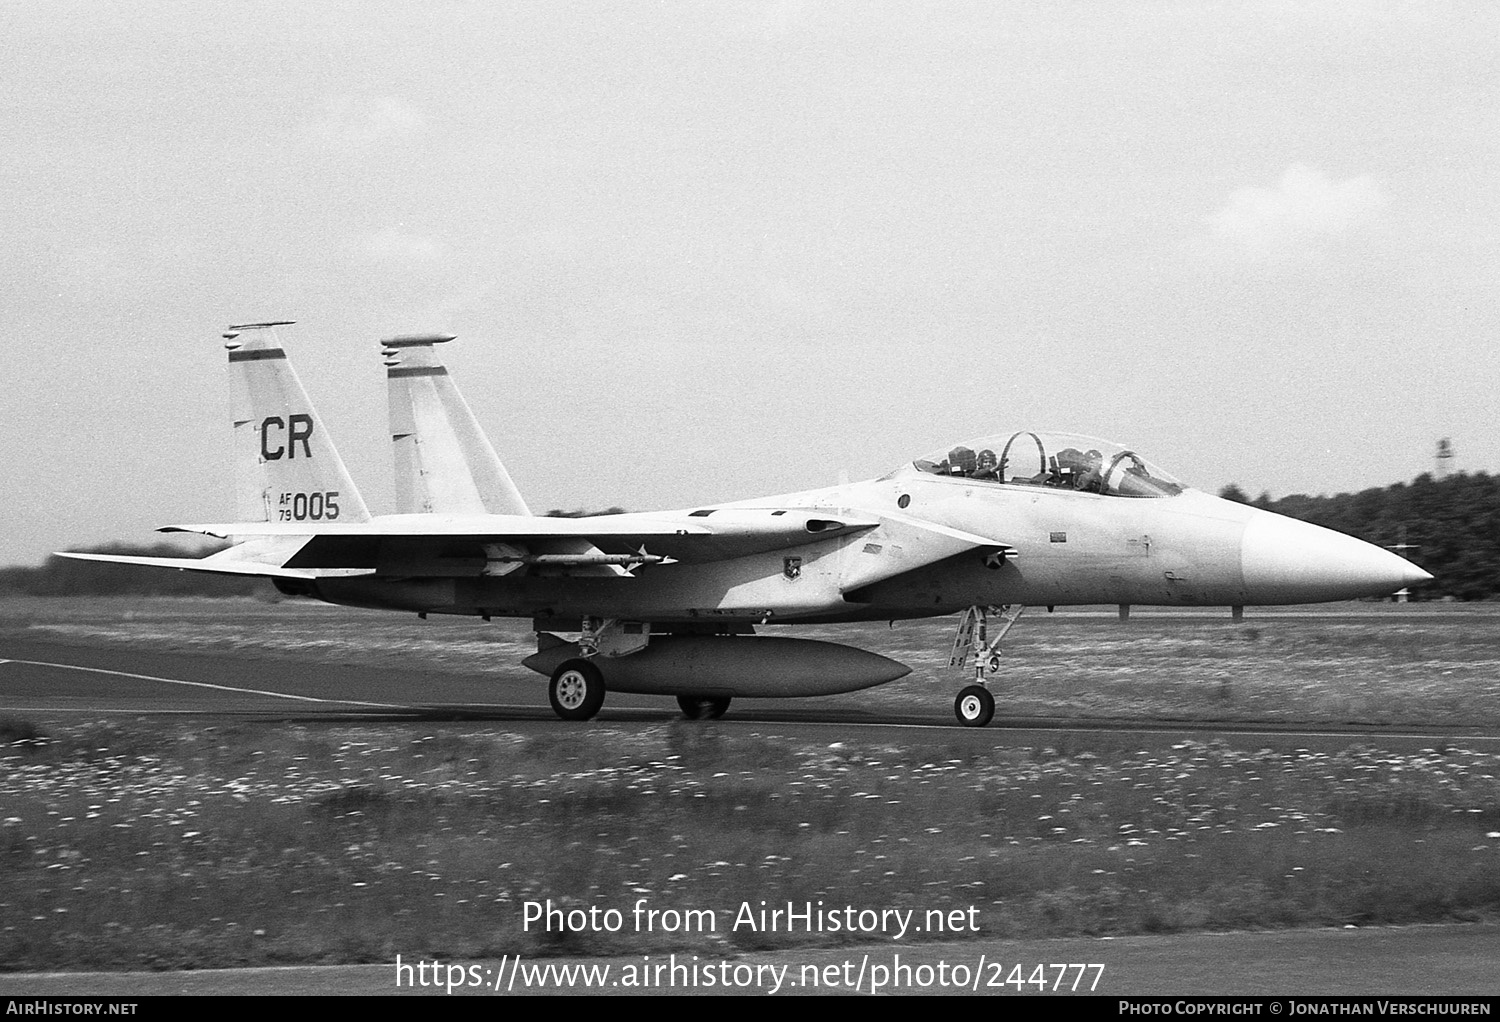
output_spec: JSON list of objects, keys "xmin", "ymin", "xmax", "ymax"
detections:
[{"xmin": 1435, "ymin": 438, "xmax": 1454, "ymax": 478}]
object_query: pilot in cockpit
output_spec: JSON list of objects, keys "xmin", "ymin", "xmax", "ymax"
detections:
[
  {"xmin": 1053, "ymin": 447, "xmax": 1105, "ymax": 492},
  {"xmin": 945, "ymin": 446, "xmax": 977, "ymax": 476},
  {"xmin": 1076, "ymin": 449, "xmax": 1104, "ymax": 493},
  {"xmin": 973, "ymin": 448, "xmax": 999, "ymax": 480},
  {"xmin": 1053, "ymin": 447, "xmax": 1083, "ymax": 487}
]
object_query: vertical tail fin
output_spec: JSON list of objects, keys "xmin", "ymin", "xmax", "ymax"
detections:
[
  {"xmin": 382, "ymin": 334, "xmax": 531, "ymax": 516},
  {"xmin": 225, "ymin": 322, "xmax": 371, "ymax": 524}
]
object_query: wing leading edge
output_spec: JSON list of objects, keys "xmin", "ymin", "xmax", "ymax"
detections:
[{"xmin": 157, "ymin": 509, "xmax": 884, "ymax": 571}]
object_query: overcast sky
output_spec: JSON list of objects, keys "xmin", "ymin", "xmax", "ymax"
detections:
[{"xmin": 3, "ymin": 1, "xmax": 1497, "ymax": 565}]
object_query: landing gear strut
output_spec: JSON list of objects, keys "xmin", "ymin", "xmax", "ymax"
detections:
[{"xmin": 948, "ymin": 604, "xmax": 1025, "ymax": 727}]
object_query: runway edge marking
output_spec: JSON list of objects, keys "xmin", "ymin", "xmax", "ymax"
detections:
[{"xmin": 0, "ymin": 658, "xmax": 409, "ymax": 709}]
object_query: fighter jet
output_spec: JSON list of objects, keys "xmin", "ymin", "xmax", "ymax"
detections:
[{"xmin": 63, "ymin": 323, "xmax": 1433, "ymax": 726}]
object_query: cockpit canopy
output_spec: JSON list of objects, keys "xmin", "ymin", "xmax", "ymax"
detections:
[{"xmin": 897, "ymin": 431, "xmax": 1185, "ymax": 498}]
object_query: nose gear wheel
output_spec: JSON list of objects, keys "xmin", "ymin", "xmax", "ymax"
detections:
[{"xmin": 955, "ymin": 685, "xmax": 995, "ymax": 727}]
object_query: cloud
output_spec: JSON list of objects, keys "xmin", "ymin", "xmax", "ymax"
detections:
[
  {"xmin": 1202, "ymin": 165, "xmax": 1388, "ymax": 265},
  {"xmin": 309, "ymin": 96, "xmax": 424, "ymax": 147}
]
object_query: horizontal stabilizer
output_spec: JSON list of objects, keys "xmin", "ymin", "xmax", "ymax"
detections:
[{"xmin": 55, "ymin": 551, "xmax": 375, "ymax": 581}]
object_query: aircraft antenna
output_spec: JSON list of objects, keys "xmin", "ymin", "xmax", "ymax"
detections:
[{"xmin": 1385, "ymin": 524, "xmax": 1421, "ymax": 604}]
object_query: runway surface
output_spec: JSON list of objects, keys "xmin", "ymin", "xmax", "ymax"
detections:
[{"xmin": 3, "ymin": 637, "xmax": 1496, "ymax": 751}]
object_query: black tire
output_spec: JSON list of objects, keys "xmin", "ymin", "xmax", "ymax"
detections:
[
  {"xmin": 549, "ymin": 659, "xmax": 605, "ymax": 721},
  {"xmin": 954, "ymin": 685, "xmax": 995, "ymax": 728},
  {"xmin": 677, "ymin": 695, "xmax": 731, "ymax": 720}
]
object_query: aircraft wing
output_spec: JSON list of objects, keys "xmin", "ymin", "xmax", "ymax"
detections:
[
  {"xmin": 161, "ymin": 509, "xmax": 882, "ymax": 570},
  {"xmin": 163, "ymin": 514, "xmax": 713, "ymax": 541},
  {"xmin": 76, "ymin": 508, "xmax": 1005, "ymax": 585}
]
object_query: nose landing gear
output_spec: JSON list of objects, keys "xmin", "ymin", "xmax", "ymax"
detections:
[{"xmin": 948, "ymin": 604, "xmax": 1025, "ymax": 727}]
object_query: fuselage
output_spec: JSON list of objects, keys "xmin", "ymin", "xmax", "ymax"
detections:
[{"xmin": 307, "ymin": 471, "xmax": 1428, "ymax": 625}]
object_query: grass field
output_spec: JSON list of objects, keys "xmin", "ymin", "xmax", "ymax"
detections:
[{"xmin": 1, "ymin": 597, "xmax": 1498, "ymax": 971}]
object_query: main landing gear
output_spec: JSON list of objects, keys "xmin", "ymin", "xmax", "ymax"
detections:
[
  {"xmin": 544, "ymin": 616, "xmax": 647, "ymax": 722},
  {"xmin": 546, "ymin": 617, "xmax": 738, "ymax": 722},
  {"xmin": 548, "ymin": 659, "xmax": 606, "ymax": 721},
  {"xmin": 949, "ymin": 604, "xmax": 1025, "ymax": 728},
  {"xmin": 676, "ymin": 695, "xmax": 731, "ymax": 720}
]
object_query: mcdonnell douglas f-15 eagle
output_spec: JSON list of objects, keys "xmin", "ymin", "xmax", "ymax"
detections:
[{"xmin": 63, "ymin": 323, "xmax": 1433, "ymax": 726}]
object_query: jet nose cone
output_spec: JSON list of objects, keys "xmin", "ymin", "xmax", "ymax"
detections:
[
  {"xmin": 1241, "ymin": 512, "xmax": 1432, "ymax": 603},
  {"xmin": 1402, "ymin": 561, "xmax": 1435, "ymax": 587}
]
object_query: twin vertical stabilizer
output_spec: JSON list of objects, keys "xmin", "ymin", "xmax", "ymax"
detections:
[
  {"xmin": 221, "ymin": 324, "xmax": 527, "ymax": 526},
  {"xmin": 225, "ymin": 323, "xmax": 372, "ymax": 524},
  {"xmin": 382, "ymin": 335, "xmax": 531, "ymax": 517}
]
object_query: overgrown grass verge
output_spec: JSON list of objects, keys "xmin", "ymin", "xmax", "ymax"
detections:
[{"xmin": 2, "ymin": 719, "xmax": 1497, "ymax": 971}]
